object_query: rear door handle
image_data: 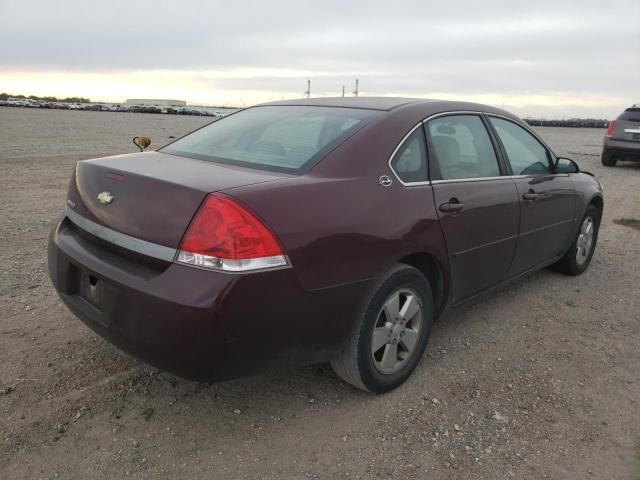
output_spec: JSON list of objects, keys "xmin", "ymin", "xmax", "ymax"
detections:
[
  {"xmin": 439, "ymin": 201, "xmax": 465, "ymax": 213},
  {"xmin": 522, "ymin": 191, "xmax": 540, "ymax": 201}
]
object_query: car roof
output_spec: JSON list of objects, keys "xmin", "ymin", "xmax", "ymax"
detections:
[
  {"xmin": 259, "ymin": 96, "xmax": 435, "ymax": 111},
  {"xmin": 257, "ymin": 97, "xmax": 519, "ymax": 120}
]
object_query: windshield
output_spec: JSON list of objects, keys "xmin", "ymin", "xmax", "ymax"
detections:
[{"xmin": 162, "ymin": 106, "xmax": 381, "ymax": 173}]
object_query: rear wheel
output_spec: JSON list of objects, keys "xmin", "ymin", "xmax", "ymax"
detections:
[
  {"xmin": 331, "ymin": 264, "xmax": 433, "ymax": 393},
  {"xmin": 555, "ymin": 205, "xmax": 600, "ymax": 275},
  {"xmin": 601, "ymin": 150, "xmax": 617, "ymax": 167}
]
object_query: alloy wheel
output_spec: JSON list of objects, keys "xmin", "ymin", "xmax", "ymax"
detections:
[
  {"xmin": 576, "ymin": 216, "xmax": 595, "ymax": 266},
  {"xmin": 371, "ymin": 288, "xmax": 422, "ymax": 374}
]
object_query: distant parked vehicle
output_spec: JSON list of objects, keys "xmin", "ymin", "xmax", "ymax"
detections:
[
  {"xmin": 602, "ymin": 105, "xmax": 640, "ymax": 166},
  {"xmin": 127, "ymin": 105, "xmax": 162, "ymax": 114},
  {"xmin": 182, "ymin": 108, "xmax": 204, "ymax": 116}
]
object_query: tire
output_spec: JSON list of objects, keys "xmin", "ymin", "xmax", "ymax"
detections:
[
  {"xmin": 330, "ymin": 264, "xmax": 434, "ymax": 393},
  {"xmin": 601, "ymin": 150, "xmax": 617, "ymax": 167},
  {"xmin": 555, "ymin": 205, "xmax": 601, "ymax": 275}
]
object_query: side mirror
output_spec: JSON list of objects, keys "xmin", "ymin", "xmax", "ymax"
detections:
[
  {"xmin": 555, "ymin": 157, "xmax": 579, "ymax": 174},
  {"xmin": 133, "ymin": 136, "xmax": 151, "ymax": 152}
]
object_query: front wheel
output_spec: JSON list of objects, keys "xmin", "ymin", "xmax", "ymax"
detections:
[
  {"xmin": 555, "ymin": 205, "xmax": 601, "ymax": 275},
  {"xmin": 331, "ymin": 264, "xmax": 433, "ymax": 393}
]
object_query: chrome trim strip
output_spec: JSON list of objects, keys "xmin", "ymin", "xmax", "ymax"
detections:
[
  {"xmin": 386, "ymin": 109, "xmax": 565, "ymax": 188},
  {"xmin": 386, "ymin": 122, "xmax": 427, "ymax": 186},
  {"xmin": 624, "ymin": 128, "xmax": 640, "ymax": 134},
  {"xmin": 430, "ymin": 174, "xmax": 568, "ymax": 185},
  {"xmin": 421, "ymin": 110, "xmax": 487, "ymax": 123},
  {"xmin": 431, "ymin": 175, "xmax": 510, "ymax": 184},
  {"xmin": 65, "ymin": 207, "xmax": 177, "ymax": 262}
]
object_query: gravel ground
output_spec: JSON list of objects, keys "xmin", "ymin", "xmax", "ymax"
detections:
[{"xmin": 1, "ymin": 107, "xmax": 639, "ymax": 479}]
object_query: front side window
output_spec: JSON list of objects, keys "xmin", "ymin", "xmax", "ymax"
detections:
[
  {"xmin": 489, "ymin": 117, "xmax": 553, "ymax": 175},
  {"xmin": 162, "ymin": 106, "xmax": 381, "ymax": 173},
  {"xmin": 390, "ymin": 127, "xmax": 427, "ymax": 183},
  {"xmin": 426, "ymin": 115, "xmax": 500, "ymax": 180}
]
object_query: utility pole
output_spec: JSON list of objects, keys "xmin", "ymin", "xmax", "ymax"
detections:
[
  {"xmin": 304, "ymin": 80, "xmax": 311, "ymax": 99},
  {"xmin": 353, "ymin": 78, "xmax": 359, "ymax": 97}
]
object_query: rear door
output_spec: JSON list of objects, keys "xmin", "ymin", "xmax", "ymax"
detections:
[
  {"xmin": 487, "ymin": 116, "xmax": 576, "ymax": 275},
  {"xmin": 426, "ymin": 114, "xmax": 520, "ymax": 303}
]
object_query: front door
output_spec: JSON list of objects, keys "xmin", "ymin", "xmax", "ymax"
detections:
[
  {"xmin": 426, "ymin": 114, "xmax": 520, "ymax": 303},
  {"xmin": 487, "ymin": 116, "xmax": 576, "ymax": 275}
]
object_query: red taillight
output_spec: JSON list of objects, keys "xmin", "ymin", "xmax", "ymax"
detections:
[
  {"xmin": 176, "ymin": 194, "xmax": 288, "ymax": 272},
  {"xmin": 605, "ymin": 120, "xmax": 615, "ymax": 138}
]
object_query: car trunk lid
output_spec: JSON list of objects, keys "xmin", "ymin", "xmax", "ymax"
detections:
[{"xmin": 68, "ymin": 151, "xmax": 289, "ymax": 249}]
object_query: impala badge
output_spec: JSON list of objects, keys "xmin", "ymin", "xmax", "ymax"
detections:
[{"xmin": 97, "ymin": 191, "xmax": 114, "ymax": 205}]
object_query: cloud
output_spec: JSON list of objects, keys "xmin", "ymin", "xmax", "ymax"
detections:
[{"xmin": 0, "ymin": 0, "xmax": 638, "ymax": 116}]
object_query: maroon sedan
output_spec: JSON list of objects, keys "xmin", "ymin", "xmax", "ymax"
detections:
[{"xmin": 48, "ymin": 98, "xmax": 604, "ymax": 392}]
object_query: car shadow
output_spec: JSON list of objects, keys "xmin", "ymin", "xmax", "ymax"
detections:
[
  {"xmin": 52, "ymin": 260, "xmax": 578, "ymax": 437},
  {"xmin": 612, "ymin": 161, "xmax": 640, "ymax": 170},
  {"xmin": 99, "ymin": 266, "xmax": 564, "ymax": 421}
]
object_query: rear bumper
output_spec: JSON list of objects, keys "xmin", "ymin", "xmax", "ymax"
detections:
[
  {"xmin": 48, "ymin": 216, "xmax": 369, "ymax": 381},
  {"xmin": 603, "ymin": 138, "xmax": 640, "ymax": 160}
]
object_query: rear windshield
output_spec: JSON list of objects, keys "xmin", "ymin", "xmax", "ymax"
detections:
[
  {"xmin": 162, "ymin": 106, "xmax": 381, "ymax": 173},
  {"xmin": 620, "ymin": 107, "xmax": 640, "ymax": 122}
]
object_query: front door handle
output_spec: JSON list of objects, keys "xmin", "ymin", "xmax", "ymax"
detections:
[
  {"xmin": 522, "ymin": 190, "xmax": 540, "ymax": 201},
  {"xmin": 439, "ymin": 201, "xmax": 465, "ymax": 213}
]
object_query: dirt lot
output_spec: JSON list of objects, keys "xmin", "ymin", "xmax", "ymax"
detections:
[{"xmin": 1, "ymin": 107, "xmax": 639, "ymax": 479}]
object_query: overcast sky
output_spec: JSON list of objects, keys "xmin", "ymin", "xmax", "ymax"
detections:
[{"xmin": 0, "ymin": 0, "xmax": 638, "ymax": 118}]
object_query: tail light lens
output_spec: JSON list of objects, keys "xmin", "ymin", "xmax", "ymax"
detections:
[
  {"xmin": 605, "ymin": 120, "xmax": 615, "ymax": 138},
  {"xmin": 176, "ymin": 194, "xmax": 288, "ymax": 272}
]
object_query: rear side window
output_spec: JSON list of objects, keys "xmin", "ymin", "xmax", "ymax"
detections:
[
  {"xmin": 620, "ymin": 108, "xmax": 640, "ymax": 122},
  {"xmin": 162, "ymin": 106, "xmax": 380, "ymax": 173},
  {"xmin": 390, "ymin": 127, "xmax": 427, "ymax": 183},
  {"xmin": 426, "ymin": 115, "xmax": 500, "ymax": 180},
  {"xmin": 489, "ymin": 117, "xmax": 553, "ymax": 175}
]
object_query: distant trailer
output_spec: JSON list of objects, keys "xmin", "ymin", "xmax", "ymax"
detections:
[{"xmin": 125, "ymin": 99, "xmax": 186, "ymax": 107}]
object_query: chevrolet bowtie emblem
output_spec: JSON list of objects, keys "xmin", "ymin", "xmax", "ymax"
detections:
[{"xmin": 97, "ymin": 191, "xmax": 114, "ymax": 205}]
